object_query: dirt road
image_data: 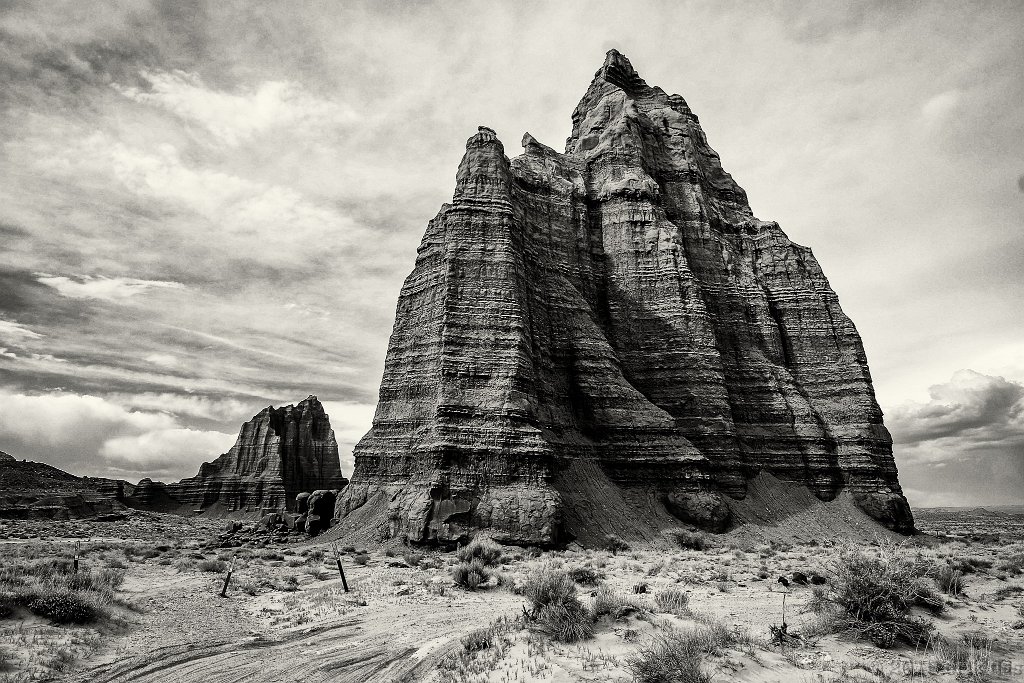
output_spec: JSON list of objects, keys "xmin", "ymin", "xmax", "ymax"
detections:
[{"xmin": 73, "ymin": 597, "xmax": 518, "ymax": 683}]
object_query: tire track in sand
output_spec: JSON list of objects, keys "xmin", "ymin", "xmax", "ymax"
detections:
[{"xmin": 72, "ymin": 599, "xmax": 515, "ymax": 683}]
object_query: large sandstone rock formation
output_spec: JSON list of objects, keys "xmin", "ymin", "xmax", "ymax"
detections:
[
  {"xmin": 169, "ymin": 396, "xmax": 348, "ymax": 514},
  {"xmin": 335, "ymin": 51, "xmax": 913, "ymax": 545}
]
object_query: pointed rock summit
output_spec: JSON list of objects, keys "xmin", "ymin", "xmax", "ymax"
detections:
[
  {"xmin": 335, "ymin": 52, "xmax": 913, "ymax": 545},
  {"xmin": 168, "ymin": 396, "xmax": 347, "ymax": 514}
]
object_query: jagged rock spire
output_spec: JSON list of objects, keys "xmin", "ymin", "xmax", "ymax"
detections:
[{"xmin": 335, "ymin": 52, "xmax": 914, "ymax": 546}]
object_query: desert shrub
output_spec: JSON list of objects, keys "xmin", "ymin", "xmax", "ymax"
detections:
[
  {"xmin": 522, "ymin": 567, "xmax": 593, "ymax": 642},
  {"xmin": 666, "ymin": 528, "xmax": 710, "ymax": 551},
  {"xmin": 952, "ymin": 557, "xmax": 993, "ymax": 574},
  {"xmin": 601, "ymin": 534, "xmax": 629, "ymax": 554},
  {"xmin": 452, "ymin": 559, "xmax": 491, "ymax": 590},
  {"xmin": 259, "ymin": 550, "xmax": 284, "ymax": 561},
  {"xmin": 67, "ymin": 567, "xmax": 124, "ymax": 592},
  {"xmin": 197, "ymin": 559, "xmax": 226, "ymax": 573},
  {"xmin": 568, "ymin": 566, "xmax": 600, "ymax": 586},
  {"xmin": 533, "ymin": 600, "xmax": 593, "ymax": 643},
  {"xmin": 933, "ymin": 565, "xmax": 964, "ymax": 596},
  {"xmin": 28, "ymin": 590, "xmax": 98, "ymax": 624},
  {"xmin": 352, "ymin": 553, "xmax": 370, "ymax": 566},
  {"xmin": 655, "ymin": 587, "xmax": 690, "ymax": 615},
  {"xmin": 814, "ymin": 542, "xmax": 938, "ymax": 647},
  {"xmin": 461, "ymin": 625, "xmax": 495, "ymax": 652},
  {"xmin": 173, "ymin": 558, "xmax": 196, "ymax": 573},
  {"xmin": 105, "ymin": 556, "xmax": 128, "ymax": 570},
  {"xmin": 926, "ymin": 632, "xmax": 995, "ymax": 677},
  {"xmin": 304, "ymin": 566, "xmax": 329, "ymax": 581},
  {"xmin": 592, "ymin": 585, "xmax": 644, "ymax": 621},
  {"xmin": 627, "ymin": 629, "xmax": 711, "ymax": 683},
  {"xmin": 996, "ymin": 551, "xmax": 1024, "ymax": 576},
  {"xmin": 402, "ymin": 551, "xmax": 424, "ymax": 567},
  {"xmin": 523, "ymin": 568, "xmax": 577, "ymax": 611},
  {"xmin": 456, "ymin": 538, "xmax": 503, "ymax": 566},
  {"xmin": 687, "ymin": 613, "xmax": 756, "ymax": 654},
  {"xmin": 992, "ymin": 585, "xmax": 1023, "ymax": 601}
]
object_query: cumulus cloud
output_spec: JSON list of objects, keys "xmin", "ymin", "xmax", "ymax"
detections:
[
  {"xmin": 99, "ymin": 427, "xmax": 235, "ymax": 478},
  {"xmin": 888, "ymin": 370, "xmax": 1024, "ymax": 457},
  {"xmin": 0, "ymin": 390, "xmax": 173, "ymax": 449},
  {"xmin": 35, "ymin": 273, "xmax": 185, "ymax": 301},
  {"xmin": 0, "ymin": 390, "xmax": 232, "ymax": 479},
  {"xmin": 113, "ymin": 70, "xmax": 357, "ymax": 146}
]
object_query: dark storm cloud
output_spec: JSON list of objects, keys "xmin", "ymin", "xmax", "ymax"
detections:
[
  {"xmin": 889, "ymin": 371, "xmax": 1024, "ymax": 447},
  {"xmin": 889, "ymin": 370, "xmax": 1024, "ymax": 506}
]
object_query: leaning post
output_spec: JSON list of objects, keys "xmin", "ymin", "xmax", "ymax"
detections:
[
  {"xmin": 333, "ymin": 543, "xmax": 349, "ymax": 593},
  {"xmin": 220, "ymin": 557, "xmax": 234, "ymax": 597}
]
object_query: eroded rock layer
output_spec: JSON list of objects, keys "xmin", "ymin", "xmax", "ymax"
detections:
[
  {"xmin": 337, "ymin": 51, "xmax": 913, "ymax": 545},
  {"xmin": 169, "ymin": 396, "xmax": 347, "ymax": 514}
]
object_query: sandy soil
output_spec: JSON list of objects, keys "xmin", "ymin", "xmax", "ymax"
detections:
[{"xmin": 1, "ymin": 507, "xmax": 1022, "ymax": 683}]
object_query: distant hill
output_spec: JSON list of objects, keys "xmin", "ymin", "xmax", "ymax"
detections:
[{"xmin": 0, "ymin": 451, "xmax": 126, "ymax": 520}]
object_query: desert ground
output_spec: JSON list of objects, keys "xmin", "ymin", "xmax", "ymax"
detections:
[{"xmin": 1, "ymin": 509, "xmax": 1022, "ymax": 683}]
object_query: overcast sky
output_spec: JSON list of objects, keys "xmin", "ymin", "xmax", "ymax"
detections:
[{"xmin": 1, "ymin": 1, "xmax": 1021, "ymax": 508}]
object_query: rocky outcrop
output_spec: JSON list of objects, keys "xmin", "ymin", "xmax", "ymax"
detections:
[
  {"xmin": 305, "ymin": 489, "xmax": 336, "ymax": 535},
  {"xmin": 335, "ymin": 50, "xmax": 913, "ymax": 546},
  {"xmin": 0, "ymin": 456, "xmax": 125, "ymax": 520},
  {"xmin": 168, "ymin": 396, "xmax": 348, "ymax": 514}
]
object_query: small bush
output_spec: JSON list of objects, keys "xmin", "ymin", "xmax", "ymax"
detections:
[
  {"xmin": 534, "ymin": 600, "xmax": 593, "ymax": 643},
  {"xmin": 992, "ymin": 585, "xmax": 1024, "ymax": 601},
  {"xmin": 461, "ymin": 626, "xmax": 495, "ymax": 652},
  {"xmin": 568, "ymin": 566, "xmax": 600, "ymax": 586},
  {"xmin": 628, "ymin": 629, "xmax": 711, "ymax": 683},
  {"xmin": 352, "ymin": 554, "xmax": 370, "ymax": 566},
  {"xmin": 28, "ymin": 591, "xmax": 97, "ymax": 624},
  {"xmin": 105, "ymin": 557, "xmax": 128, "ymax": 570},
  {"xmin": 601, "ymin": 534, "xmax": 629, "ymax": 554},
  {"xmin": 523, "ymin": 568, "xmax": 577, "ymax": 611},
  {"xmin": 814, "ymin": 542, "xmax": 937, "ymax": 647},
  {"xmin": 457, "ymin": 538, "xmax": 503, "ymax": 566},
  {"xmin": 197, "ymin": 559, "xmax": 226, "ymax": 573},
  {"xmin": 402, "ymin": 551, "xmax": 424, "ymax": 567},
  {"xmin": 933, "ymin": 565, "xmax": 964, "ymax": 596},
  {"xmin": 655, "ymin": 587, "xmax": 690, "ymax": 615},
  {"xmin": 996, "ymin": 551, "xmax": 1024, "ymax": 575},
  {"xmin": 927, "ymin": 632, "xmax": 994, "ymax": 676},
  {"xmin": 666, "ymin": 528, "xmax": 710, "ymax": 551},
  {"xmin": 592, "ymin": 585, "xmax": 644, "ymax": 621},
  {"xmin": 452, "ymin": 560, "xmax": 491, "ymax": 590},
  {"xmin": 522, "ymin": 567, "xmax": 593, "ymax": 642}
]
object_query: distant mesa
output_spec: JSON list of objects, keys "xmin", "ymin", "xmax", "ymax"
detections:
[{"xmin": 332, "ymin": 50, "xmax": 914, "ymax": 547}]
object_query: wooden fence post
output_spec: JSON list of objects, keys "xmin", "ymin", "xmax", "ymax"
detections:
[
  {"xmin": 220, "ymin": 558, "xmax": 234, "ymax": 597},
  {"xmin": 333, "ymin": 544, "xmax": 349, "ymax": 593}
]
